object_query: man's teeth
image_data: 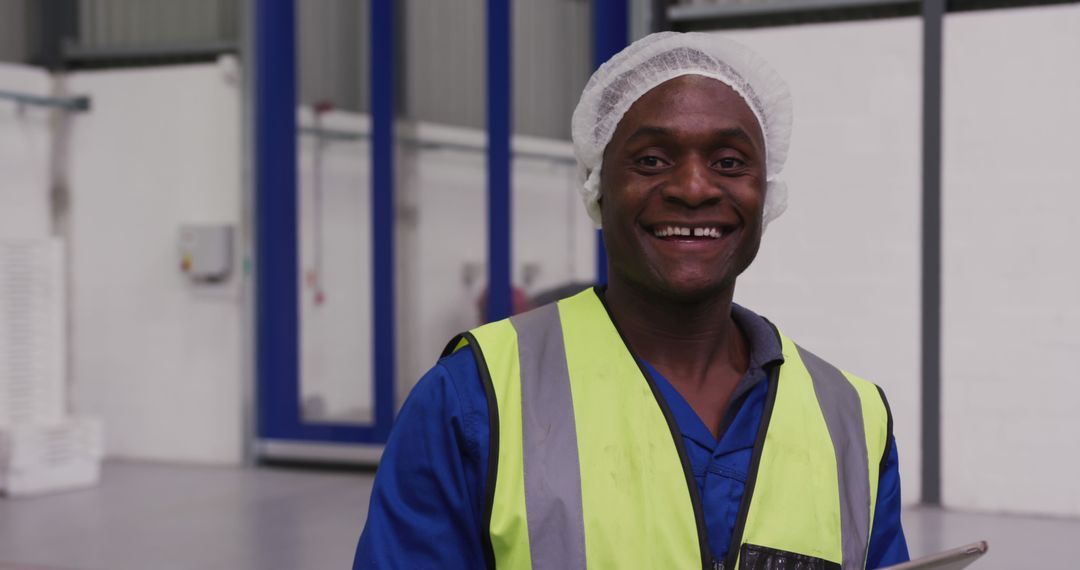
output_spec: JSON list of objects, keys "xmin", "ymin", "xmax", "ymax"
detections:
[{"xmin": 653, "ymin": 226, "xmax": 724, "ymax": 238}]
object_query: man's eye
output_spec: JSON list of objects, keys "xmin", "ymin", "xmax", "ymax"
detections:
[
  {"xmin": 715, "ymin": 157, "xmax": 743, "ymax": 169},
  {"xmin": 637, "ymin": 156, "xmax": 667, "ymax": 168}
]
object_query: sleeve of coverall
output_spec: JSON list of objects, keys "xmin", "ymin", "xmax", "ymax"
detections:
[
  {"xmin": 866, "ymin": 436, "xmax": 910, "ymax": 568},
  {"xmin": 352, "ymin": 350, "xmax": 489, "ymax": 569}
]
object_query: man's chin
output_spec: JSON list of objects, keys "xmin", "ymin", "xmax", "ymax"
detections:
[{"xmin": 649, "ymin": 274, "xmax": 735, "ymax": 305}]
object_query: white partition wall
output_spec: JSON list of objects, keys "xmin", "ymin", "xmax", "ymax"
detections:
[
  {"xmin": 66, "ymin": 62, "xmax": 244, "ymax": 464},
  {"xmin": 723, "ymin": 20, "xmax": 924, "ymax": 504},
  {"xmin": 296, "ymin": 111, "xmax": 374, "ymax": 425},
  {"xmin": 510, "ymin": 141, "xmax": 595, "ymax": 299},
  {"xmin": 396, "ymin": 125, "xmax": 596, "ymax": 399},
  {"xmin": 942, "ymin": 5, "xmax": 1080, "ymax": 517},
  {"xmin": 397, "ymin": 128, "xmax": 487, "ymax": 393}
]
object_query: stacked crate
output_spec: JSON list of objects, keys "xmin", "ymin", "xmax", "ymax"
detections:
[{"xmin": 0, "ymin": 239, "xmax": 102, "ymax": 496}]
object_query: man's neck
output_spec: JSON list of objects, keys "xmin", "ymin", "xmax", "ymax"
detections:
[{"xmin": 604, "ymin": 277, "xmax": 749, "ymax": 391}]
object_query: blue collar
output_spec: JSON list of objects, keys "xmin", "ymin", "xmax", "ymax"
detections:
[{"xmin": 641, "ymin": 303, "xmax": 783, "ymax": 450}]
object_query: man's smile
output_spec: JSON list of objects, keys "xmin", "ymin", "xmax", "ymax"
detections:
[
  {"xmin": 648, "ymin": 223, "xmax": 734, "ymax": 239},
  {"xmin": 644, "ymin": 223, "xmax": 738, "ymax": 249}
]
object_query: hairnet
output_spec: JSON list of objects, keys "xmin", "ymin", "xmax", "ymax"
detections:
[{"xmin": 571, "ymin": 32, "xmax": 793, "ymax": 227}]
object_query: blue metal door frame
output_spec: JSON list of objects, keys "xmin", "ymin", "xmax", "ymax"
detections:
[
  {"xmin": 254, "ymin": 0, "xmax": 395, "ymax": 445},
  {"xmin": 592, "ymin": 0, "xmax": 629, "ymax": 284},
  {"xmin": 254, "ymin": 0, "xmax": 625, "ymax": 449},
  {"xmin": 487, "ymin": 0, "xmax": 513, "ymax": 322}
]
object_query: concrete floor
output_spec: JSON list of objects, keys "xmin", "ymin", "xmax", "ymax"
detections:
[
  {"xmin": 0, "ymin": 461, "xmax": 1076, "ymax": 570},
  {"xmin": 0, "ymin": 462, "xmax": 374, "ymax": 570}
]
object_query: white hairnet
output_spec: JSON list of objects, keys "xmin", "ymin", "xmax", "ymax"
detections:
[{"xmin": 571, "ymin": 32, "xmax": 793, "ymax": 228}]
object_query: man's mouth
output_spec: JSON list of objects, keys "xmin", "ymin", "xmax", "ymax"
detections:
[{"xmin": 648, "ymin": 224, "xmax": 731, "ymax": 240}]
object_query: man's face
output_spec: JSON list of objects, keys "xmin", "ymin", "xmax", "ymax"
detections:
[{"xmin": 599, "ymin": 75, "xmax": 768, "ymax": 303}]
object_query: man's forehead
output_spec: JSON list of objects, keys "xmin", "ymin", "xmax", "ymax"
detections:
[
  {"xmin": 636, "ymin": 76, "xmax": 757, "ymax": 116},
  {"xmin": 616, "ymin": 75, "xmax": 765, "ymax": 146}
]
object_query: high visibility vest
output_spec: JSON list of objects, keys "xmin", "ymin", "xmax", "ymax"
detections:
[{"xmin": 444, "ymin": 288, "xmax": 893, "ymax": 570}]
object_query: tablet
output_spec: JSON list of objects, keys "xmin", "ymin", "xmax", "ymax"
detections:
[{"xmin": 881, "ymin": 541, "xmax": 989, "ymax": 570}]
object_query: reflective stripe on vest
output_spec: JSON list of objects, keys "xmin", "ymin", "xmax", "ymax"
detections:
[
  {"xmin": 734, "ymin": 336, "xmax": 888, "ymax": 570},
  {"xmin": 448, "ymin": 288, "xmax": 891, "ymax": 570}
]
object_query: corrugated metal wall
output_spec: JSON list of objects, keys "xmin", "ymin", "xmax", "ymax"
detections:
[
  {"xmin": 77, "ymin": 0, "xmax": 239, "ymax": 49},
  {"xmin": 306, "ymin": 0, "xmax": 590, "ymax": 139},
  {"xmin": 511, "ymin": 0, "xmax": 592, "ymax": 139},
  {"xmin": 2, "ymin": 0, "xmax": 589, "ymax": 139},
  {"xmin": 403, "ymin": 0, "xmax": 485, "ymax": 132},
  {"xmin": 298, "ymin": 0, "xmax": 370, "ymax": 116},
  {"xmin": 0, "ymin": 0, "xmax": 29, "ymax": 63}
]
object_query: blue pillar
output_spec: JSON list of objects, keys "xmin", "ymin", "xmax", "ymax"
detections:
[
  {"xmin": 256, "ymin": 0, "xmax": 396, "ymax": 445},
  {"xmin": 487, "ymin": 0, "xmax": 512, "ymax": 321},
  {"xmin": 592, "ymin": 0, "xmax": 628, "ymax": 284},
  {"xmin": 371, "ymin": 0, "xmax": 396, "ymax": 437},
  {"xmin": 255, "ymin": 0, "xmax": 299, "ymax": 440}
]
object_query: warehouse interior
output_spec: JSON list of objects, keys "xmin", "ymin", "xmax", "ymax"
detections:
[{"xmin": 1, "ymin": 0, "xmax": 1079, "ymax": 568}]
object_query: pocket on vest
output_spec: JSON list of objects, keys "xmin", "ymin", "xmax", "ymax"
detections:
[{"xmin": 740, "ymin": 543, "xmax": 841, "ymax": 570}]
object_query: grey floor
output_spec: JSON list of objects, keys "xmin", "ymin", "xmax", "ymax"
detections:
[{"xmin": 1, "ymin": 461, "xmax": 1076, "ymax": 570}]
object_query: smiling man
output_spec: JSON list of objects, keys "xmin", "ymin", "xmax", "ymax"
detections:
[{"xmin": 355, "ymin": 33, "xmax": 909, "ymax": 570}]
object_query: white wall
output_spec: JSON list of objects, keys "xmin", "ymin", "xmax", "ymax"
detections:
[
  {"xmin": 942, "ymin": 5, "xmax": 1080, "ymax": 517},
  {"xmin": 396, "ymin": 124, "xmax": 596, "ymax": 399},
  {"xmin": 397, "ymin": 131, "xmax": 486, "ymax": 396},
  {"xmin": 724, "ymin": 20, "xmax": 924, "ymax": 504},
  {"xmin": 66, "ymin": 61, "xmax": 244, "ymax": 464},
  {"xmin": 291, "ymin": 114, "xmax": 596, "ymax": 422},
  {"xmin": 296, "ymin": 110, "xmax": 373, "ymax": 424},
  {"xmin": 0, "ymin": 63, "xmax": 52, "ymax": 239},
  {"xmin": 48, "ymin": 59, "xmax": 588, "ymax": 458},
  {"xmin": 512, "ymin": 139, "xmax": 596, "ymax": 297}
]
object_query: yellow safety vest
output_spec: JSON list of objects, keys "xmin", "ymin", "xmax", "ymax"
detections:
[{"xmin": 444, "ymin": 288, "xmax": 892, "ymax": 570}]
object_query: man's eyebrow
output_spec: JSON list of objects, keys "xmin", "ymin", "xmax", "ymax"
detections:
[
  {"xmin": 625, "ymin": 126, "xmax": 671, "ymax": 143},
  {"xmin": 712, "ymin": 127, "xmax": 756, "ymax": 147}
]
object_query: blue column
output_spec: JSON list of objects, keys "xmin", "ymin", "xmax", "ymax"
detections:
[
  {"xmin": 371, "ymin": 0, "xmax": 396, "ymax": 437},
  {"xmin": 592, "ymin": 0, "xmax": 628, "ymax": 284},
  {"xmin": 256, "ymin": 0, "xmax": 396, "ymax": 445},
  {"xmin": 255, "ymin": 0, "xmax": 299, "ymax": 440},
  {"xmin": 487, "ymin": 0, "xmax": 512, "ymax": 321}
]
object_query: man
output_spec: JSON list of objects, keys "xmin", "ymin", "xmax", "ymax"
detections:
[{"xmin": 355, "ymin": 32, "xmax": 908, "ymax": 569}]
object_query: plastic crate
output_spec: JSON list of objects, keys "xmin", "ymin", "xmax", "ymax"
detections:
[
  {"xmin": 0, "ymin": 416, "xmax": 103, "ymax": 497},
  {"xmin": 0, "ymin": 240, "xmax": 66, "ymax": 427}
]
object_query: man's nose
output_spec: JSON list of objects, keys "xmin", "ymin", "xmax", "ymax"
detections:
[{"xmin": 662, "ymin": 158, "xmax": 722, "ymax": 209}]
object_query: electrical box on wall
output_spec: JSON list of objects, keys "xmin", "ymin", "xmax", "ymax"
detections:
[{"xmin": 178, "ymin": 224, "xmax": 234, "ymax": 282}]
